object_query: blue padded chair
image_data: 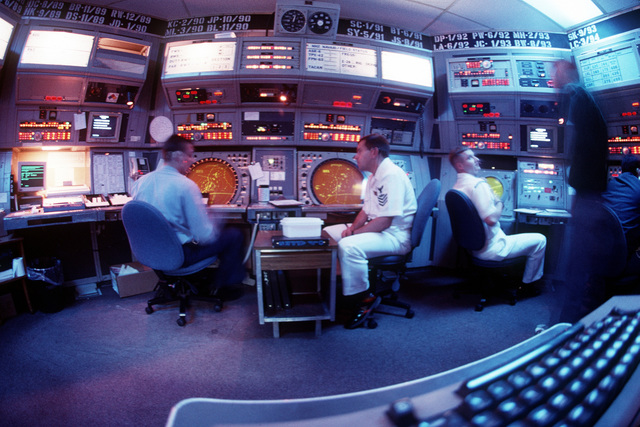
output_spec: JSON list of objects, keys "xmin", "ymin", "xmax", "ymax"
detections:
[
  {"xmin": 445, "ymin": 189, "xmax": 527, "ymax": 311},
  {"xmin": 122, "ymin": 200, "xmax": 222, "ymax": 326},
  {"xmin": 364, "ymin": 178, "xmax": 441, "ymax": 328}
]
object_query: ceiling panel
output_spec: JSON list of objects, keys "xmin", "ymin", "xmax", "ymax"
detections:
[
  {"xmin": 18, "ymin": 0, "xmax": 640, "ymax": 35},
  {"xmin": 446, "ymin": 0, "xmax": 564, "ymax": 33}
]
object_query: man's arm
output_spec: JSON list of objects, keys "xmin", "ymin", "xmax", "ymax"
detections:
[
  {"xmin": 341, "ymin": 210, "xmax": 394, "ymax": 238},
  {"xmin": 472, "ymin": 180, "xmax": 502, "ymax": 227},
  {"xmin": 484, "ymin": 199, "xmax": 503, "ymax": 226}
]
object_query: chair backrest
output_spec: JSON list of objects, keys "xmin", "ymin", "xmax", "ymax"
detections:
[
  {"xmin": 411, "ymin": 178, "xmax": 441, "ymax": 249},
  {"xmin": 444, "ymin": 189, "xmax": 486, "ymax": 251},
  {"xmin": 121, "ymin": 200, "xmax": 185, "ymax": 271}
]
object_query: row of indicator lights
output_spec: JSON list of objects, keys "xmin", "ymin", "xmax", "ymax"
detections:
[
  {"xmin": 303, "ymin": 132, "xmax": 360, "ymax": 142},
  {"xmin": 19, "ymin": 132, "xmax": 72, "ymax": 141},
  {"xmin": 454, "ymin": 70, "xmax": 496, "ymax": 77},
  {"xmin": 462, "ymin": 133, "xmax": 501, "ymax": 139},
  {"xmin": 522, "ymin": 168, "xmax": 559, "ymax": 175},
  {"xmin": 245, "ymin": 55, "xmax": 294, "ymax": 60},
  {"xmin": 609, "ymin": 146, "xmax": 640, "ymax": 154},
  {"xmin": 245, "ymin": 45, "xmax": 294, "ymax": 50},
  {"xmin": 177, "ymin": 122, "xmax": 232, "ymax": 131},
  {"xmin": 177, "ymin": 132, "xmax": 233, "ymax": 140},
  {"xmin": 461, "ymin": 141, "xmax": 511, "ymax": 150},
  {"xmin": 245, "ymin": 64, "xmax": 293, "ymax": 69},
  {"xmin": 19, "ymin": 121, "xmax": 72, "ymax": 129},
  {"xmin": 304, "ymin": 123, "xmax": 361, "ymax": 131},
  {"xmin": 482, "ymin": 79, "xmax": 510, "ymax": 86}
]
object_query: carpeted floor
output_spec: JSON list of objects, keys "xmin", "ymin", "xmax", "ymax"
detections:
[{"xmin": 0, "ymin": 268, "xmax": 560, "ymax": 427}]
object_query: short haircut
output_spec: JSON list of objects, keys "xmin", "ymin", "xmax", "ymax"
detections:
[
  {"xmin": 360, "ymin": 133, "xmax": 390, "ymax": 158},
  {"xmin": 162, "ymin": 134, "xmax": 193, "ymax": 161},
  {"xmin": 621, "ymin": 154, "xmax": 640, "ymax": 173},
  {"xmin": 448, "ymin": 146, "xmax": 470, "ymax": 167}
]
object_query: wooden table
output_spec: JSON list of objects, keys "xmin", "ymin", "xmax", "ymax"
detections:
[{"xmin": 253, "ymin": 230, "xmax": 338, "ymax": 338}]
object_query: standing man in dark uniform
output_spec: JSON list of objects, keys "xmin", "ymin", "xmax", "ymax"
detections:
[{"xmin": 553, "ymin": 59, "xmax": 610, "ymax": 322}]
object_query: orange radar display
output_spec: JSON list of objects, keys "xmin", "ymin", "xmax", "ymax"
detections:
[
  {"xmin": 311, "ymin": 159, "xmax": 363, "ymax": 205},
  {"xmin": 187, "ymin": 157, "xmax": 238, "ymax": 205}
]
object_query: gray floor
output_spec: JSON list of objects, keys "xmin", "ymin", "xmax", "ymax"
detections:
[{"xmin": 0, "ymin": 268, "xmax": 560, "ymax": 427}]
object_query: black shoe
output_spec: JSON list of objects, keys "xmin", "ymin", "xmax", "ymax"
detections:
[
  {"xmin": 344, "ymin": 295, "xmax": 381, "ymax": 329},
  {"xmin": 209, "ymin": 285, "xmax": 244, "ymax": 301}
]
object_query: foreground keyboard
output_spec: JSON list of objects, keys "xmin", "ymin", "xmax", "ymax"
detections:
[{"xmin": 410, "ymin": 308, "xmax": 640, "ymax": 426}]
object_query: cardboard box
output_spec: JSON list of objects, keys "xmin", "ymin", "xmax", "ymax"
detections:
[
  {"xmin": 0, "ymin": 293, "xmax": 17, "ymax": 322},
  {"xmin": 110, "ymin": 262, "xmax": 159, "ymax": 298}
]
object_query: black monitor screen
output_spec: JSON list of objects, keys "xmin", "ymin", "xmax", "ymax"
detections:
[
  {"xmin": 527, "ymin": 126, "xmax": 556, "ymax": 152},
  {"xmin": 18, "ymin": 162, "xmax": 46, "ymax": 192},
  {"xmin": 86, "ymin": 112, "xmax": 122, "ymax": 143}
]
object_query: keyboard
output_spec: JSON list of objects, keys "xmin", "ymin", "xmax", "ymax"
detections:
[{"xmin": 405, "ymin": 308, "xmax": 640, "ymax": 427}]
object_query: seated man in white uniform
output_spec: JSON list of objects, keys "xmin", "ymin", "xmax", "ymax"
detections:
[
  {"xmin": 449, "ymin": 146, "xmax": 547, "ymax": 289},
  {"xmin": 325, "ymin": 134, "xmax": 417, "ymax": 329}
]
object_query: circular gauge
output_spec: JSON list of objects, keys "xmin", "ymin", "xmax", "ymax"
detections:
[
  {"xmin": 187, "ymin": 157, "xmax": 238, "ymax": 205},
  {"xmin": 481, "ymin": 59, "xmax": 492, "ymax": 69},
  {"xmin": 280, "ymin": 9, "xmax": 306, "ymax": 33},
  {"xmin": 485, "ymin": 176, "xmax": 504, "ymax": 200},
  {"xmin": 310, "ymin": 159, "xmax": 364, "ymax": 205},
  {"xmin": 308, "ymin": 11, "xmax": 333, "ymax": 34}
]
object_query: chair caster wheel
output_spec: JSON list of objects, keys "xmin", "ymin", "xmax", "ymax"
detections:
[
  {"xmin": 177, "ymin": 317, "xmax": 186, "ymax": 327},
  {"xmin": 366, "ymin": 319, "xmax": 378, "ymax": 329},
  {"xmin": 405, "ymin": 310, "xmax": 415, "ymax": 319},
  {"xmin": 214, "ymin": 303, "xmax": 222, "ymax": 312},
  {"xmin": 475, "ymin": 304, "xmax": 484, "ymax": 312},
  {"xmin": 145, "ymin": 306, "xmax": 154, "ymax": 314}
]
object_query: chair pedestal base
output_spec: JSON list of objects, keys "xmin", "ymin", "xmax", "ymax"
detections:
[{"xmin": 146, "ymin": 278, "xmax": 223, "ymax": 326}]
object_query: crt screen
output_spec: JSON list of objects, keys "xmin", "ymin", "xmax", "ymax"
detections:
[
  {"xmin": 310, "ymin": 159, "xmax": 363, "ymax": 205},
  {"xmin": 187, "ymin": 158, "xmax": 238, "ymax": 205},
  {"xmin": 485, "ymin": 176, "xmax": 504, "ymax": 199}
]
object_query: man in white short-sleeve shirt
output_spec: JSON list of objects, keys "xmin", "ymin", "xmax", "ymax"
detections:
[
  {"xmin": 324, "ymin": 134, "xmax": 417, "ymax": 328},
  {"xmin": 449, "ymin": 147, "xmax": 546, "ymax": 286}
]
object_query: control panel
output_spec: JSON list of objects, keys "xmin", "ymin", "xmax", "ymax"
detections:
[
  {"xmin": 242, "ymin": 111, "xmax": 296, "ymax": 142},
  {"xmin": 174, "ymin": 111, "xmax": 235, "ymax": 142},
  {"xmin": 447, "ymin": 57, "xmax": 514, "ymax": 93},
  {"xmin": 517, "ymin": 159, "xmax": 566, "ymax": 210},
  {"xmin": 457, "ymin": 121, "xmax": 516, "ymax": 152},
  {"xmin": 301, "ymin": 111, "xmax": 364, "ymax": 144},
  {"xmin": 251, "ymin": 148, "xmax": 297, "ymax": 202}
]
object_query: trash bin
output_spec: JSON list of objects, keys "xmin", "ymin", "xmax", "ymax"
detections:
[{"xmin": 27, "ymin": 257, "xmax": 66, "ymax": 313}]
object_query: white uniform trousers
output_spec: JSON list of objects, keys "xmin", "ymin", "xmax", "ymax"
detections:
[
  {"xmin": 475, "ymin": 232, "xmax": 547, "ymax": 284},
  {"xmin": 324, "ymin": 224, "xmax": 408, "ymax": 296}
]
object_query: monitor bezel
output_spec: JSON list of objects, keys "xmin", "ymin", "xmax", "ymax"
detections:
[
  {"xmin": 17, "ymin": 161, "xmax": 47, "ymax": 193},
  {"xmin": 86, "ymin": 112, "xmax": 123, "ymax": 143}
]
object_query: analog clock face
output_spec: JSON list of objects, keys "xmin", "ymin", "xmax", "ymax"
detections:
[
  {"xmin": 281, "ymin": 9, "xmax": 306, "ymax": 33},
  {"xmin": 308, "ymin": 11, "xmax": 332, "ymax": 34}
]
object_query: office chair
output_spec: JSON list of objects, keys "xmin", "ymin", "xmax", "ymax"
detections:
[
  {"xmin": 363, "ymin": 178, "xmax": 441, "ymax": 328},
  {"xmin": 577, "ymin": 200, "xmax": 637, "ymax": 295},
  {"xmin": 121, "ymin": 200, "xmax": 222, "ymax": 326},
  {"xmin": 445, "ymin": 189, "xmax": 527, "ymax": 311}
]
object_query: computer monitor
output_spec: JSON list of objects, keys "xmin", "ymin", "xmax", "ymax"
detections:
[
  {"xmin": 526, "ymin": 125, "xmax": 556, "ymax": 153},
  {"xmin": 17, "ymin": 161, "xmax": 46, "ymax": 192},
  {"xmin": 86, "ymin": 112, "xmax": 122, "ymax": 143}
]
